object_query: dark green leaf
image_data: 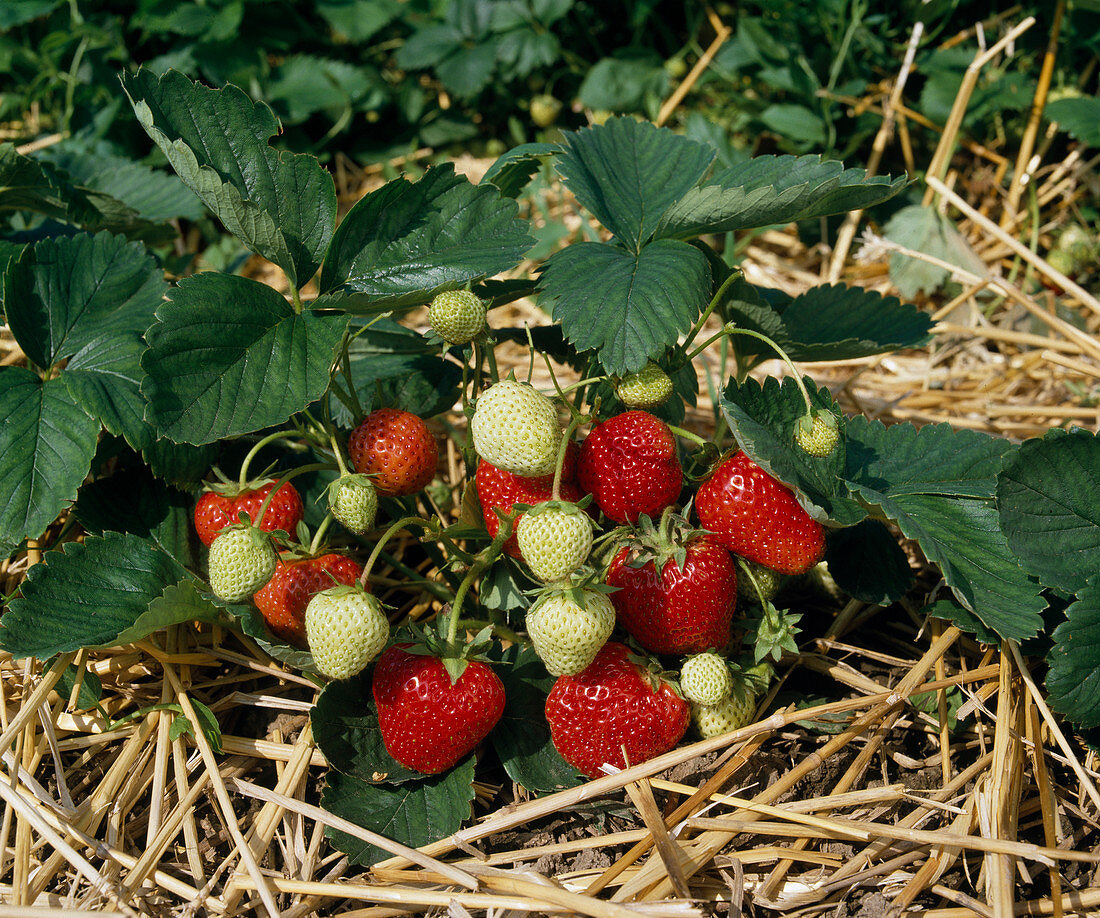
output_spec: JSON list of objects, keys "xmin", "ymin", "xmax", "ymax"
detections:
[
  {"xmin": 884, "ymin": 205, "xmax": 986, "ymax": 298},
  {"xmin": 317, "ymin": 0, "xmax": 401, "ymax": 42},
  {"xmin": 759, "ymin": 104, "xmax": 826, "ymax": 146},
  {"xmin": 657, "ymin": 156, "xmax": 906, "ymax": 238},
  {"xmin": 0, "ymin": 0, "xmax": 64, "ymax": 27},
  {"xmin": 491, "ymin": 644, "xmax": 581, "ymax": 793},
  {"xmin": 777, "ymin": 284, "xmax": 934, "ymax": 362},
  {"xmin": 75, "ymin": 466, "xmax": 199, "ymax": 569},
  {"xmin": 478, "ymin": 557, "xmax": 528, "ymax": 614},
  {"xmin": 997, "ymin": 429, "xmax": 1100, "ymax": 595},
  {"xmin": 539, "ymin": 238, "xmax": 710, "ymax": 375},
  {"xmin": 844, "ymin": 418, "xmax": 1043, "ymax": 640},
  {"xmin": 267, "ymin": 56, "xmax": 384, "ymax": 124},
  {"xmin": 720, "ymin": 376, "xmax": 866, "ymax": 526},
  {"xmin": 437, "ymin": 40, "xmax": 500, "ymax": 98},
  {"xmin": 122, "ymin": 69, "xmax": 336, "ymax": 287},
  {"xmin": 0, "ymin": 369, "xmax": 100, "ymax": 550},
  {"xmin": 231, "ymin": 603, "xmax": 319, "ymax": 672},
  {"xmin": 825, "ymin": 520, "xmax": 914, "ymax": 605},
  {"xmin": 114, "ymin": 580, "xmax": 229, "ymax": 647},
  {"xmin": 482, "ymin": 143, "xmax": 558, "ymax": 198},
  {"xmin": 322, "ymin": 757, "xmax": 476, "ymax": 865},
  {"xmin": 1047, "ymin": 96, "xmax": 1100, "ymax": 148},
  {"xmin": 555, "ymin": 117, "xmax": 714, "ymax": 251},
  {"xmin": 921, "ymin": 598, "xmax": 1001, "ymax": 646},
  {"xmin": 142, "ymin": 273, "xmax": 347, "ymax": 444},
  {"xmin": 320, "ymin": 164, "xmax": 533, "ymax": 309},
  {"xmin": 576, "ymin": 54, "xmax": 669, "ymax": 113},
  {"xmin": 1047, "ymin": 576, "xmax": 1100, "ymax": 728},
  {"xmin": 172, "ymin": 698, "xmax": 223, "ymax": 753},
  {"xmin": 311, "ymin": 673, "xmax": 424, "ymax": 784},
  {"xmin": 0, "ymin": 144, "xmax": 98, "ymax": 224},
  {"xmin": 39, "ymin": 147, "xmax": 205, "ymax": 222},
  {"xmin": 0, "ymin": 533, "xmax": 187, "ymax": 659},
  {"xmin": 56, "ymin": 661, "xmax": 103, "ymax": 711},
  {"xmin": 142, "ymin": 439, "xmax": 218, "ymax": 486}
]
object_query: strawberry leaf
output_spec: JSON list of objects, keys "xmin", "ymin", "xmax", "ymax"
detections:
[
  {"xmin": 824, "ymin": 520, "xmax": 914, "ymax": 606},
  {"xmin": 773, "ymin": 284, "xmax": 935, "ymax": 361},
  {"xmin": 540, "ymin": 238, "xmax": 709, "ymax": 376},
  {"xmin": 490, "ymin": 644, "xmax": 582, "ymax": 794},
  {"xmin": 483, "ymin": 142, "xmax": 559, "ymax": 198},
  {"xmin": 321, "ymin": 756, "xmax": 476, "ymax": 865},
  {"xmin": 121, "ymin": 69, "xmax": 335, "ymax": 287},
  {"xmin": 142, "ymin": 273, "xmax": 347, "ymax": 444},
  {"xmin": 997, "ymin": 428, "xmax": 1100, "ymax": 595},
  {"xmin": 554, "ymin": 117, "xmax": 715, "ymax": 252},
  {"xmin": 312, "ymin": 673, "xmax": 424, "ymax": 784},
  {"xmin": 0, "ymin": 533, "xmax": 188, "ymax": 659},
  {"xmin": 656, "ymin": 155, "xmax": 906, "ymax": 238},
  {"xmin": 5, "ymin": 231, "xmax": 167, "ymax": 450},
  {"xmin": 320, "ymin": 163, "xmax": 533, "ymax": 309},
  {"xmin": 0, "ymin": 369, "xmax": 100, "ymax": 553},
  {"xmin": 75, "ymin": 465, "xmax": 199, "ymax": 570},
  {"xmin": 720, "ymin": 375, "xmax": 865, "ymax": 525},
  {"xmin": 1046, "ymin": 576, "xmax": 1100, "ymax": 728},
  {"xmin": 844, "ymin": 418, "xmax": 1044, "ymax": 640}
]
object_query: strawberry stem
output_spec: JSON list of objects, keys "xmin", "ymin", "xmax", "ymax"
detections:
[
  {"xmin": 308, "ymin": 515, "xmax": 333, "ymax": 555},
  {"xmin": 725, "ymin": 328, "xmax": 815, "ymax": 416},
  {"xmin": 238, "ymin": 431, "xmax": 301, "ymax": 489},
  {"xmin": 552, "ymin": 413, "xmax": 586, "ymax": 501},
  {"xmin": 681, "ymin": 269, "xmax": 744, "ymax": 353},
  {"xmin": 444, "ymin": 510, "xmax": 517, "ymax": 648},
  {"xmin": 328, "ymin": 430, "xmax": 350, "ymax": 477},
  {"xmin": 251, "ymin": 462, "xmax": 332, "ymax": 529},
  {"xmin": 666, "ymin": 424, "xmax": 708, "ymax": 449},
  {"xmin": 358, "ymin": 515, "xmax": 438, "ymax": 588}
]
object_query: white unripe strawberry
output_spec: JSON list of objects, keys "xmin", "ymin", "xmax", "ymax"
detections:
[
  {"xmin": 305, "ymin": 586, "xmax": 389, "ymax": 680},
  {"xmin": 692, "ymin": 692, "xmax": 756, "ymax": 738},
  {"xmin": 328, "ymin": 474, "xmax": 378, "ymax": 534},
  {"xmin": 615, "ymin": 361, "xmax": 674, "ymax": 409},
  {"xmin": 795, "ymin": 411, "xmax": 840, "ymax": 458},
  {"xmin": 208, "ymin": 526, "xmax": 277, "ymax": 602},
  {"xmin": 471, "ymin": 379, "xmax": 561, "ymax": 477},
  {"xmin": 679, "ymin": 652, "xmax": 733, "ymax": 705},
  {"xmin": 429, "ymin": 290, "xmax": 486, "ymax": 345},
  {"xmin": 517, "ymin": 504, "xmax": 593, "ymax": 582},
  {"xmin": 526, "ymin": 588, "xmax": 615, "ymax": 676}
]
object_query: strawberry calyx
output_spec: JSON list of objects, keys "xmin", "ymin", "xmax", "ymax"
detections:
[
  {"xmin": 620, "ymin": 639, "xmax": 681, "ymax": 696},
  {"xmin": 610, "ymin": 506, "xmax": 709, "ymax": 573},
  {"xmin": 400, "ymin": 612, "xmax": 495, "ymax": 684},
  {"xmin": 744, "ymin": 599, "xmax": 802, "ymax": 663}
]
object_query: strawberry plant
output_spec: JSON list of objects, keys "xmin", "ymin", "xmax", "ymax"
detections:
[{"xmin": 4, "ymin": 64, "xmax": 1091, "ymax": 873}]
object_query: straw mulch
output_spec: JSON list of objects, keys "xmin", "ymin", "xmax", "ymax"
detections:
[{"xmin": 2, "ymin": 9, "xmax": 1100, "ymax": 917}]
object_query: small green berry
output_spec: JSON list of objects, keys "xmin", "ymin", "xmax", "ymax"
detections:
[
  {"xmin": 208, "ymin": 527, "xmax": 277, "ymax": 602},
  {"xmin": 737, "ymin": 559, "xmax": 784, "ymax": 602},
  {"xmin": 429, "ymin": 290, "xmax": 486, "ymax": 345},
  {"xmin": 530, "ymin": 94, "xmax": 562, "ymax": 128},
  {"xmin": 795, "ymin": 412, "xmax": 840, "ymax": 458},
  {"xmin": 680, "ymin": 652, "xmax": 733, "ymax": 705},
  {"xmin": 328, "ymin": 474, "xmax": 378, "ymax": 534},
  {"xmin": 615, "ymin": 362, "xmax": 674, "ymax": 409},
  {"xmin": 305, "ymin": 586, "xmax": 389, "ymax": 680},
  {"xmin": 692, "ymin": 692, "xmax": 756, "ymax": 738}
]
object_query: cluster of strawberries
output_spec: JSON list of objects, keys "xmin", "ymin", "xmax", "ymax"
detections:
[{"xmin": 193, "ymin": 291, "xmax": 834, "ymax": 781}]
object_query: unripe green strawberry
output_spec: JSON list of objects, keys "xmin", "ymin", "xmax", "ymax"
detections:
[
  {"xmin": 471, "ymin": 379, "xmax": 561, "ymax": 477},
  {"xmin": 795, "ymin": 411, "xmax": 840, "ymax": 458},
  {"xmin": 328, "ymin": 474, "xmax": 378, "ymax": 534},
  {"xmin": 516, "ymin": 503, "xmax": 593, "ymax": 582},
  {"xmin": 615, "ymin": 361, "xmax": 674, "ymax": 409},
  {"xmin": 429, "ymin": 290, "xmax": 486, "ymax": 345},
  {"xmin": 526, "ymin": 588, "xmax": 615, "ymax": 676},
  {"xmin": 529, "ymin": 93, "xmax": 562, "ymax": 127},
  {"xmin": 680, "ymin": 652, "xmax": 733, "ymax": 705},
  {"xmin": 1057, "ymin": 224, "xmax": 1093, "ymax": 263},
  {"xmin": 208, "ymin": 526, "xmax": 277, "ymax": 602},
  {"xmin": 305, "ymin": 585, "xmax": 389, "ymax": 680},
  {"xmin": 736, "ymin": 559, "xmax": 784, "ymax": 602},
  {"xmin": 692, "ymin": 692, "xmax": 756, "ymax": 738}
]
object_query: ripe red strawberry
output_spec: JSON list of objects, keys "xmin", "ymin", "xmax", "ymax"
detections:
[
  {"xmin": 475, "ymin": 441, "xmax": 581, "ymax": 558},
  {"xmin": 606, "ymin": 537, "xmax": 737, "ymax": 655},
  {"xmin": 578, "ymin": 411, "xmax": 682, "ymax": 523},
  {"xmin": 544, "ymin": 642, "xmax": 689, "ymax": 779},
  {"xmin": 194, "ymin": 481, "xmax": 303, "ymax": 547},
  {"xmin": 347, "ymin": 408, "xmax": 438, "ymax": 496},
  {"xmin": 253, "ymin": 553, "xmax": 364, "ymax": 646},
  {"xmin": 372, "ymin": 645, "xmax": 506, "ymax": 774},
  {"xmin": 695, "ymin": 451, "xmax": 825, "ymax": 576}
]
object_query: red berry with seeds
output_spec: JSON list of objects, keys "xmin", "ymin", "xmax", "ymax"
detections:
[
  {"xmin": 695, "ymin": 451, "xmax": 825, "ymax": 576},
  {"xmin": 544, "ymin": 642, "xmax": 689, "ymax": 779},
  {"xmin": 347, "ymin": 408, "xmax": 438, "ymax": 496},
  {"xmin": 194, "ymin": 481, "xmax": 303, "ymax": 547},
  {"xmin": 578, "ymin": 411, "xmax": 682, "ymax": 523},
  {"xmin": 372, "ymin": 645, "xmax": 506, "ymax": 774},
  {"xmin": 253, "ymin": 553, "xmax": 364, "ymax": 646},
  {"xmin": 475, "ymin": 442, "xmax": 581, "ymax": 558},
  {"xmin": 606, "ymin": 537, "xmax": 738, "ymax": 655}
]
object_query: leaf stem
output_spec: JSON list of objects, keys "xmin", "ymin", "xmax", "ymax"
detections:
[
  {"xmin": 359, "ymin": 515, "xmax": 438, "ymax": 587},
  {"xmin": 681, "ymin": 269, "xmax": 744, "ymax": 353},
  {"xmin": 238, "ymin": 431, "xmax": 299, "ymax": 489},
  {"xmin": 726, "ymin": 328, "xmax": 815, "ymax": 416},
  {"xmin": 666, "ymin": 424, "xmax": 708, "ymax": 449}
]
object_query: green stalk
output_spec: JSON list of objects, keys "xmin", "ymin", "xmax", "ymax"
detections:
[
  {"xmin": 238, "ymin": 431, "xmax": 301, "ymax": 489},
  {"xmin": 726, "ymin": 328, "xmax": 816, "ymax": 417},
  {"xmin": 666, "ymin": 424, "xmax": 709, "ymax": 449},
  {"xmin": 308, "ymin": 515, "xmax": 334, "ymax": 555},
  {"xmin": 250, "ymin": 462, "xmax": 333, "ymax": 528},
  {"xmin": 443, "ymin": 512, "xmax": 516, "ymax": 649},
  {"xmin": 358, "ymin": 515, "xmax": 438, "ymax": 587},
  {"xmin": 552, "ymin": 413, "xmax": 586, "ymax": 501},
  {"xmin": 680, "ymin": 270, "xmax": 744, "ymax": 353}
]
